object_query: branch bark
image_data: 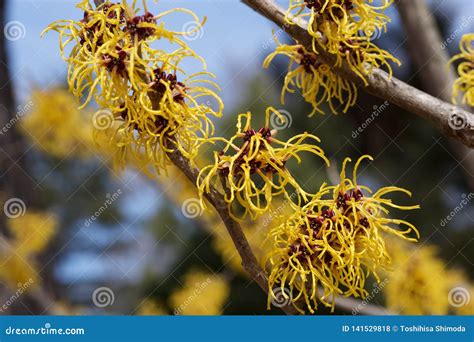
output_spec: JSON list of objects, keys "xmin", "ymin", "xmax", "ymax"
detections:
[
  {"xmin": 241, "ymin": 0, "xmax": 474, "ymax": 148},
  {"xmin": 396, "ymin": 0, "xmax": 474, "ymax": 190}
]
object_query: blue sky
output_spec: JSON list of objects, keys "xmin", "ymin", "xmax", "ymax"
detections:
[
  {"xmin": 6, "ymin": 0, "xmax": 286, "ymax": 110},
  {"xmin": 5, "ymin": 0, "xmax": 473, "ymax": 110}
]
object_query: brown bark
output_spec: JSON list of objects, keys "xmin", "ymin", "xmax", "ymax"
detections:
[
  {"xmin": 396, "ymin": 0, "xmax": 474, "ymax": 190},
  {"xmin": 242, "ymin": 0, "xmax": 473, "ymax": 148}
]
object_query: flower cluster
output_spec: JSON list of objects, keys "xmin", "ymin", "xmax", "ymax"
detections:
[
  {"xmin": 21, "ymin": 88, "xmax": 94, "ymax": 159},
  {"xmin": 169, "ymin": 270, "xmax": 230, "ymax": 315},
  {"xmin": 266, "ymin": 0, "xmax": 399, "ymax": 116},
  {"xmin": 137, "ymin": 300, "xmax": 168, "ymax": 315},
  {"xmin": 44, "ymin": 0, "xmax": 223, "ymax": 174},
  {"xmin": 285, "ymin": 0, "xmax": 400, "ymax": 81},
  {"xmin": 197, "ymin": 107, "xmax": 329, "ymax": 220},
  {"xmin": 383, "ymin": 239, "xmax": 464, "ymax": 315},
  {"xmin": 450, "ymin": 33, "xmax": 474, "ymax": 106},
  {"xmin": 264, "ymin": 43, "xmax": 358, "ymax": 115},
  {"xmin": 0, "ymin": 212, "xmax": 58, "ymax": 288},
  {"xmin": 264, "ymin": 156, "xmax": 419, "ymax": 314}
]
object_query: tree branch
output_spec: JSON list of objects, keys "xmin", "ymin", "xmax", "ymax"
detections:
[
  {"xmin": 241, "ymin": 0, "xmax": 474, "ymax": 148},
  {"xmin": 396, "ymin": 0, "xmax": 474, "ymax": 190}
]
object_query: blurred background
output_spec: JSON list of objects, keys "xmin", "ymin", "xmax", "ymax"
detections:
[{"xmin": 0, "ymin": 0, "xmax": 472, "ymax": 315}]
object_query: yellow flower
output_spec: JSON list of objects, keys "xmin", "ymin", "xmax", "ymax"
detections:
[
  {"xmin": 43, "ymin": 0, "xmax": 201, "ymax": 109},
  {"xmin": 137, "ymin": 300, "xmax": 168, "ymax": 315},
  {"xmin": 198, "ymin": 107, "xmax": 329, "ymax": 220},
  {"xmin": 110, "ymin": 67, "xmax": 223, "ymax": 174},
  {"xmin": 265, "ymin": 155, "xmax": 419, "ymax": 314},
  {"xmin": 285, "ymin": 0, "xmax": 400, "ymax": 83},
  {"xmin": 0, "ymin": 211, "xmax": 58, "ymax": 290},
  {"xmin": 0, "ymin": 254, "xmax": 37, "ymax": 289},
  {"xmin": 7, "ymin": 211, "xmax": 58, "ymax": 256},
  {"xmin": 44, "ymin": 0, "xmax": 223, "ymax": 174},
  {"xmin": 383, "ymin": 240, "xmax": 452, "ymax": 315},
  {"xmin": 20, "ymin": 88, "xmax": 125, "ymax": 163},
  {"xmin": 169, "ymin": 270, "xmax": 229, "ymax": 315},
  {"xmin": 21, "ymin": 88, "xmax": 94, "ymax": 159},
  {"xmin": 450, "ymin": 33, "xmax": 474, "ymax": 106},
  {"xmin": 264, "ymin": 43, "xmax": 358, "ymax": 115}
]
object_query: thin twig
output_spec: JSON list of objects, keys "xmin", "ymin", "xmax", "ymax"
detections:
[{"xmin": 241, "ymin": 0, "xmax": 473, "ymax": 148}]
